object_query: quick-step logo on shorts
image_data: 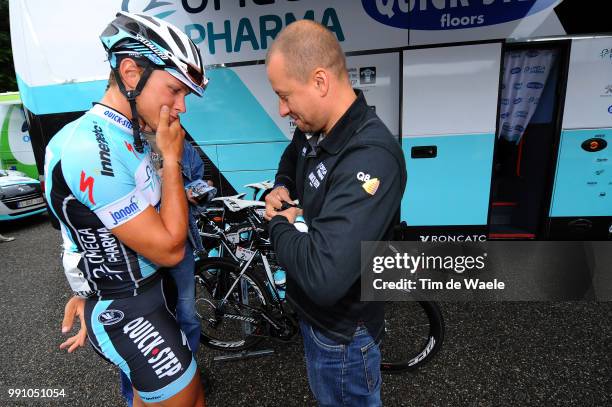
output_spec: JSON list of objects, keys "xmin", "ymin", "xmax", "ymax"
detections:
[{"xmin": 123, "ymin": 317, "xmax": 183, "ymax": 379}]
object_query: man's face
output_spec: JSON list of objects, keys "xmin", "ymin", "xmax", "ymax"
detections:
[
  {"xmin": 267, "ymin": 52, "xmax": 324, "ymax": 133},
  {"xmin": 137, "ymin": 69, "xmax": 191, "ymax": 131}
]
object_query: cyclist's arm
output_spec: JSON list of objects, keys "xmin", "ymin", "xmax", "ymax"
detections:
[
  {"xmin": 269, "ymin": 145, "xmax": 405, "ymax": 307},
  {"xmin": 112, "ymin": 159, "xmax": 187, "ymax": 267},
  {"xmin": 112, "ymin": 108, "xmax": 188, "ymax": 266}
]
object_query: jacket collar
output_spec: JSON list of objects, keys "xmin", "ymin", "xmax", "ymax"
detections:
[{"xmin": 317, "ymin": 89, "xmax": 368, "ymax": 155}]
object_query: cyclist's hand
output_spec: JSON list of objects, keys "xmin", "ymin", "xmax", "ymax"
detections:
[
  {"xmin": 275, "ymin": 206, "xmax": 303, "ymax": 224},
  {"xmin": 60, "ymin": 296, "xmax": 87, "ymax": 353},
  {"xmin": 265, "ymin": 186, "xmax": 291, "ymax": 220},
  {"xmin": 156, "ymin": 105, "xmax": 184, "ymax": 162}
]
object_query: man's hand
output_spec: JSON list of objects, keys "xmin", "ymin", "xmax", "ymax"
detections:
[
  {"xmin": 265, "ymin": 186, "xmax": 292, "ymax": 220},
  {"xmin": 155, "ymin": 105, "xmax": 184, "ymax": 162},
  {"xmin": 274, "ymin": 206, "xmax": 303, "ymax": 224},
  {"xmin": 60, "ymin": 296, "xmax": 87, "ymax": 353}
]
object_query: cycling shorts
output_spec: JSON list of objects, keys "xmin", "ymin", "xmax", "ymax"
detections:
[{"xmin": 85, "ymin": 276, "xmax": 196, "ymax": 403}]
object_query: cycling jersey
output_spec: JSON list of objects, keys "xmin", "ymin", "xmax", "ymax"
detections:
[{"xmin": 45, "ymin": 104, "xmax": 162, "ymax": 298}]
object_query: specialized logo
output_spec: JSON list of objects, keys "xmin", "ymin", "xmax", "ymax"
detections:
[
  {"xmin": 136, "ymin": 33, "xmax": 170, "ymax": 61},
  {"xmin": 362, "ymin": 178, "xmax": 380, "ymax": 196},
  {"xmin": 500, "ymin": 112, "xmax": 510, "ymax": 119},
  {"xmin": 79, "ymin": 171, "xmax": 96, "ymax": 205},
  {"xmin": 110, "ymin": 196, "xmax": 140, "ymax": 226},
  {"xmin": 98, "ymin": 310, "xmax": 125, "ymax": 326},
  {"xmin": 513, "ymin": 82, "xmax": 523, "ymax": 90},
  {"xmin": 125, "ymin": 141, "xmax": 140, "ymax": 159},
  {"xmin": 510, "ymin": 67, "xmax": 521, "ymax": 75},
  {"xmin": 515, "ymin": 111, "xmax": 528, "ymax": 118},
  {"xmin": 93, "ymin": 123, "xmax": 114, "ymax": 177},
  {"xmin": 512, "ymin": 98, "xmax": 522, "ymax": 105},
  {"xmin": 123, "ymin": 317, "xmax": 183, "ymax": 379}
]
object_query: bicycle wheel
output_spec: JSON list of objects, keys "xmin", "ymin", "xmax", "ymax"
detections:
[
  {"xmin": 380, "ymin": 301, "xmax": 444, "ymax": 373},
  {"xmin": 195, "ymin": 258, "xmax": 272, "ymax": 351}
]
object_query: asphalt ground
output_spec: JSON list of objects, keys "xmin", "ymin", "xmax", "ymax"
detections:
[{"xmin": 1, "ymin": 213, "xmax": 611, "ymax": 406}]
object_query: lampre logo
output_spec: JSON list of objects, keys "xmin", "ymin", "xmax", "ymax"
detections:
[
  {"xmin": 123, "ymin": 317, "xmax": 183, "ymax": 379},
  {"xmin": 80, "ymin": 171, "xmax": 96, "ymax": 205}
]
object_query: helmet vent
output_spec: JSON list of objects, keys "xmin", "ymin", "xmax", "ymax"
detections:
[{"xmin": 168, "ymin": 27, "xmax": 187, "ymax": 58}]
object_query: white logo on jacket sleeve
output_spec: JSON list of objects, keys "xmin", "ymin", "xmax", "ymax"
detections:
[
  {"xmin": 308, "ymin": 172, "xmax": 320, "ymax": 189},
  {"xmin": 316, "ymin": 162, "xmax": 327, "ymax": 181}
]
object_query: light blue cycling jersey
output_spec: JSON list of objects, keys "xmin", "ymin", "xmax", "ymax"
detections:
[{"xmin": 45, "ymin": 104, "xmax": 162, "ymax": 298}]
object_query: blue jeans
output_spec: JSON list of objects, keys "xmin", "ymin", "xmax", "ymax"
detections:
[
  {"xmin": 299, "ymin": 320, "xmax": 382, "ymax": 407},
  {"xmin": 120, "ymin": 243, "xmax": 200, "ymax": 406}
]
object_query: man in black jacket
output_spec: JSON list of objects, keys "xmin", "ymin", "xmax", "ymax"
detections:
[{"xmin": 265, "ymin": 20, "xmax": 406, "ymax": 406}]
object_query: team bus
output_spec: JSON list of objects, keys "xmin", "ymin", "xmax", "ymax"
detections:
[{"xmin": 10, "ymin": 0, "xmax": 611, "ymax": 240}]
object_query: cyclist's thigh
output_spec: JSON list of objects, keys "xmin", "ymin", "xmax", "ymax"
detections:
[
  {"xmin": 85, "ymin": 279, "xmax": 198, "ymax": 404},
  {"xmin": 134, "ymin": 373, "xmax": 204, "ymax": 407}
]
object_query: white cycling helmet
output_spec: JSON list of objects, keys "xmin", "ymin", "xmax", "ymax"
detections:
[
  {"xmin": 99, "ymin": 11, "xmax": 208, "ymax": 152},
  {"xmin": 100, "ymin": 11, "xmax": 208, "ymax": 96}
]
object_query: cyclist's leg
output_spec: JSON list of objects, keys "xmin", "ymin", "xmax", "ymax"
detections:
[{"xmin": 132, "ymin": 372, "xmax": 204, "ymax": 407}]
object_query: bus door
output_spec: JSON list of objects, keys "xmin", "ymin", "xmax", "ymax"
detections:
[
  {"xmin": 547, "ymin": 36, "xmax": 612, "ymax": 240},
  {"xmin": 400, "ymin": 42, "xmax": 503, "ymax": 242},
  {"xmin": 489, "ymin": 40, "xmax": 570, "ymax": 240}
]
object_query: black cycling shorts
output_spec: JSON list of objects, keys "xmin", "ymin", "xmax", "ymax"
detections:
[{"xmin": 85, "ymin": 276, "xmax": 196, "ymax": 403}]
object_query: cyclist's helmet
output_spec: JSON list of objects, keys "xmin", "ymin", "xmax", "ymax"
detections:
[{"xmin": 100, "ymin": 11, "xmax": 207, "ymax": 96}]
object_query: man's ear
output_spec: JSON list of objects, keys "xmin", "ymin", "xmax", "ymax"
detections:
[
  {"xmin": 118, "ymin": 58, "xmax": 142, "ymax": 90},
  {"xmin": 312, "ymin": 68, "xmax": 329, "ymax": 97}
]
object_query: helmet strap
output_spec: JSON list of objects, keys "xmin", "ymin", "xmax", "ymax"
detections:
[{"xmin": 112, "ymin": 63, "xmax": 155, "ymax": 153}]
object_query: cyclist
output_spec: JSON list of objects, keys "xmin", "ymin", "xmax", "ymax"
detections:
[{"xmin": 46, "ymin": 11, "xmax": 207, "ymax": 406}]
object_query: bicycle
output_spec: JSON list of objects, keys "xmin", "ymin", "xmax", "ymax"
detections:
[{"xmin": 194, "ymin": 187, "xmax": 445, "ymax": 373}]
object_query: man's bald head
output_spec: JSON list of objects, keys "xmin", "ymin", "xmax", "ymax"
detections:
[{"xmin": 266, "ymin": 20, "xmax": 347, "ymax": 83}]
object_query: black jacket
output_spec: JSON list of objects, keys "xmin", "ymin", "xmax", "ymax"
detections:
[{"xmin": 269, "ymin": 90, "xmax": 407, "ymax": 343}]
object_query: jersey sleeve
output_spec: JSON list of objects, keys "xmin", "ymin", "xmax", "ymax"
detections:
[{"xmin": 61, "ymin": 121, "xmax": 150, "ymax": 229}]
